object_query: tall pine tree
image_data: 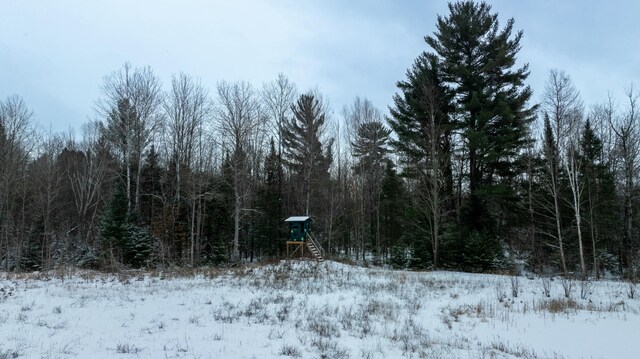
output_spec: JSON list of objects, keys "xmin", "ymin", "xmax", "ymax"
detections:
[
  {"xmin": 388, "ymin": 44, "xmax": 454, "ymax": 269},
  {"xmin": 255, "ymin": 139, "xmax": 285, "ymax": 257},
  {"xmin": 352, "ymin": 121, "xmax": 392, "ymax": 260},
  {"xmin": 282, "ymin": 93, "xmax": 333, "ymax": 219},
  {"xmin": 426, "ymin": 1, "xmax": 537, "ymax": 270},
  {"xmin": 379, "ymin": 160, "xmax": 408, "ymax": 267}
]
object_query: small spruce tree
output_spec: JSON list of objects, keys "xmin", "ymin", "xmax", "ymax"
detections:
[
  {"xmin": 100, "ymin": 181, "xmax": 154, "ymax": 268},
  {"xmin": 22, "ymin": 218, "xmax": 45, "ymax": 271}
]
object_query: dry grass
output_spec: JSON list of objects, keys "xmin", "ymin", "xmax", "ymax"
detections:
[{"xmin": 536, "ymin": 298, "xmax": 580, "ymax": 313}]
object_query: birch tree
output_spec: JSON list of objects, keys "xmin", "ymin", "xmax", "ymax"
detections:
[
  {"xmin": 261, "ymin": 74, "xmax": 297, "ymax": 235},
  {"xmin": 163, "ymin": 73, "xmax": 213, "ymax": 265},
  {"xmin": 541, "ymin": 69, "xmax": 583, "ymax": 275},
  {"xmin": 214, "ymin": 81, "xmax": 265, "ymax": 261},
  {"xmin": 163, "ymin": 72, "xmax": 212, "ymax": 202},
  {"xmin": 261, "ymin": 73, "xmax": 297, "ymax": 157},
  {"xmin": 96, "ymin": 63, "xmax": 163, "ymax": 215},
  {"xmin": 565, "ymin": 131, "xmax": 586, "ymax": 278}
]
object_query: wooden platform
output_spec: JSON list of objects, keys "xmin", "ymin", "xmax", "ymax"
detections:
[
  {"xmin": 286, "ymin": 241, "xmax": 305, "ymax": 258},
  {"xmin": 286, "ymin": 238, "xmax": 324, "ymax": 262}
]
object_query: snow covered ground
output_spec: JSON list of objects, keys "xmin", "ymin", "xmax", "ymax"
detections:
[{"xmin": 0, "ymin": 260, "xmax": 638, "ymax": 359}]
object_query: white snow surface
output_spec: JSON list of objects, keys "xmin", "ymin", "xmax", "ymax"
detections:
[{"xmin": 0, "ymin": 261, "xmax": 638, "ymax": 359}]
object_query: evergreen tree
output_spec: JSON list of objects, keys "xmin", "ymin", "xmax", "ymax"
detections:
[
  {"xmin": 202, "ymin": 167, "xmax": 233, "ymax": 265},
  {"xmin": 388, "ymin": 30, "xmax": 454, "ymax": 269},
  {"xmin": 388, "ymin": 53, "xmax": 453, "ymax": 176},
  {"xmin": 139, "ymin": 145, "xmax": 163, "ymax": 227},
  {"xmin": 22, "ymin": 217, "xmax": 44, "ymax": 271},
  {"xmin": 580, "ymin": 119, "xmax": 619, "ymax": 276},
  {"xmin": 425, "ymin": 1, "xmax": 537, "ymax": 268},
  {"xmin": 256, "ymin": 139, "xmax": 284, "ymax": 257},
  {"xmin": 352, "ymin": 122, "xmax": 391, "ymax": 172},
  {"xmin": 100, "ymin": 181, "xmax": 128, "ymax": 265},
  {"xmin": 123, "ymin": 223, "xmax": 154, "ymax": 268},
  {"xmin": 100, "ymin": 181, "xmax": 154, "ymax": 267},
  {"xmin": 282, "ymin": 93, "xmax": 333, "ymax": 219},
  {"xmin": 352, "ymin": 121, "xmax": 391, "ymax": 260},
  {"xmin": 379, "ymin": 160, "xmax": 407, "ymax": 261},
  {"xmin": 104, "ymin": 98, "xmax": 139, "ymax": 215},
  {"xmin": 462, "ymin": 230, "xmax": 504, "ymax": 272}
]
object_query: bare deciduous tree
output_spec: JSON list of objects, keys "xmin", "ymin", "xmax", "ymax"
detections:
[
  {"xmin": 261, "ymin": 73, "xmax": 297, "ymax": 157},
  {"xmin": 609, "ymin": 85, "xmax": 640, "ymax": 274},
  {"xmin": 0, "ymin": 95, "xmax": 36, "ymax": 270},
  {"xmin": 29, "ymin": 133, "xmax": 66, "ymax": 269},
  {"xmin": 66, "ymin": 122, "xmax": 114, "ymax": 245},
  {"xmin": 163, "ymin": 72, "xmax": 212, "ymax": 202},
  {"xmin": 541, "ymin": 69, "xmax": 583, "ymax": 275},
  {"xmin": 565, "ymin": 135, "xmax": 586, "ymax": 277},
  {"xmin": 163, "ymin": 73, "xmax": 214, "ymax": 265},
  {"xmin": 214, "ymin": 81, "xmax": 266, "ymax": 261},
  {"xmin": 96, "ymin": 62, "xmax": 163, "ymax": 215},
  {"xmin": 587, "ymin": 98, "xmax": 617, "ymax": 279},
  {"xmin": 418, "ymin": 81, "xmax": 452, "ymax": 270},
  {"xmin": 346, "ymin": 97, "xmax": 390, "ymax": 262}
]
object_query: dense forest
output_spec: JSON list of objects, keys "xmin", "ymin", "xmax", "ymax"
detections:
[{"xmin": 0, "ymin": 1, "xmax": 638, "ymax": 278}]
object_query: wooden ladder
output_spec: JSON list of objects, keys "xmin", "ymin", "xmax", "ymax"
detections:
[{"xmin": 306, "ymin": 233, "xmax": 325, "ymax": 262}]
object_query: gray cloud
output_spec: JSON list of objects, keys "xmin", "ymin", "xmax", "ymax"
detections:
[{"xmin": 0, "ymin": 0, "xmax": 637, "ymax": 132}]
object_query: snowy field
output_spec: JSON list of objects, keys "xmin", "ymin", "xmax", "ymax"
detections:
[{"xmin": 0, "ymin": 261, "xmax": 639, "ymax": 359}]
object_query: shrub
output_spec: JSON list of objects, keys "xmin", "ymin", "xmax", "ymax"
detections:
[
  {"xmin": 116, "ymin": 343, "xmax": 142, "ymax": 354},
  {"xmin": 279, "ymin": 344, "xmax": 301, "ymax": 358}
]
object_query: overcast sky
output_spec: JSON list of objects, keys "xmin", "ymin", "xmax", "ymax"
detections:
[{"xmin": 1, "ymin": 0, "xmax": 639, "ymax": 133}]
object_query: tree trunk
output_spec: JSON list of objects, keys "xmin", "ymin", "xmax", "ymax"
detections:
[
  {"xmin": 135, "ymin": 159, "xmax": 142, "ymax": 214},
  {"xmin": 233, "ymin": 173, "xmax": 241, "ymax": 261},
  {"xmin": 587, "ymin": 184, "xmax": 598, "ymax": 279},
  {"xmin": 566, "ymin": 156, "xmax": 586, "ymax": 278},
  {"xmin": 190, "ymin": 192, "xmax": 196, "ymax": 267},
  {"xmin": 126, "ymin": 153, "xmax": 131, "ymax": 214},
  {"xmin": 573, "ymin": 195, "xmax": 586, "ymax": 278},
  {"xmin": 553, "ymin": 185, "xmax": 568, "ymax": 275}
]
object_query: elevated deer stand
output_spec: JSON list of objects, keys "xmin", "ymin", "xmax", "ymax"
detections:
[{"xmin": 285, "ymin": 216, "xmax": 324, "ymax": 262}]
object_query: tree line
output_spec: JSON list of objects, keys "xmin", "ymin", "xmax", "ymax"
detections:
[{"xmin": 1, "ymin": 1, "xmax": 638, "ymax": 278}]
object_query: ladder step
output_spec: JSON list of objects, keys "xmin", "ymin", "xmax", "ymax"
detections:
[{"xmin": 306, "ymin": 241, "xmax": 324, "ymax": 262}]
